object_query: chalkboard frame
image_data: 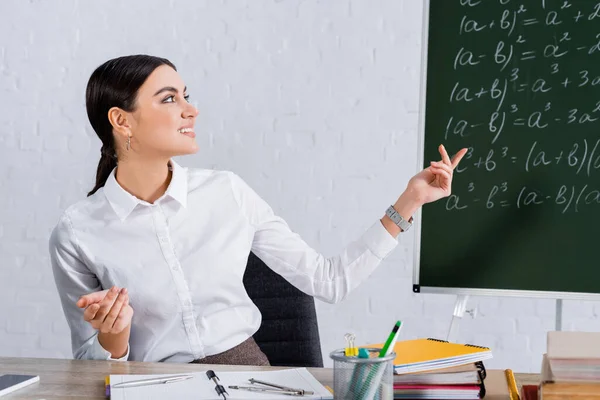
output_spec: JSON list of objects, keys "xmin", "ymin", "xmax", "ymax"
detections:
[{"xmin": 411, "ymin": 0, "xmax": 600, "ymax": 301}]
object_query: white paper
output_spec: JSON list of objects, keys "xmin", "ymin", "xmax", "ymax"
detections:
[{"xmin": 109, "ymin": 368, "xmax": 333, "ymax": 400}]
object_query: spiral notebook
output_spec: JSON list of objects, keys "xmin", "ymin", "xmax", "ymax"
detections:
[
  {"xmin": 393, "ymin": 363, "xmax": 481, "ymax": 385},
  {"xmin": 392, "ymin": 362, "xmax": 487, "ymax": 399},
  {"xmin": 367, "ymin": 338, "xmax": 492, "ymax": 374}
]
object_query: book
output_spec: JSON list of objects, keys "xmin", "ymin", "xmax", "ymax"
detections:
[
  {"xmin": 520, "ymin": 385, "xmax": 539, "ymax": 400},
  {"xmin": 106, "ymin": 368, "xmax": 333, "ymax": 400},
  {"xmin": 391, "ymin": 362, "xmax": 486, "ymax": 399},
  {"xmin": 548, "ymin": 331, "xmax": 600, "ymax": 360},
  {"xmin": 393, "ymin": 363, "xmax": 481, "ymax": 385},
  {"xmin": 540, "ymin": 332, "xmax": 600, "ymax": 399},
  {"xmin": 393, "ymin": 384, "xmax": 481, "ymax": 399},
  {"xmin": 367, "ymin": 338, "xmax": 492, "ymax": 374},
  {"xmin": 546, "ymin": 331, "xmax": 600, "ymax": 382}
]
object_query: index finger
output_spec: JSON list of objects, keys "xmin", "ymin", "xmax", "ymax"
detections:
[
  {"xmin": 450, "ymin": 148, "xmax": 469, "ymax": 169},
  {"xmin": 77, "ymin": 289, "xmax": 110, "ymax": 308},
  {"xmin": 439, "ymin": 144, "xmax": 452, "ymax": 166}
]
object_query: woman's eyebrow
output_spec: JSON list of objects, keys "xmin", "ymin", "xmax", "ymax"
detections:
[{"xmin": 153, "ymin": 86, "xmax": 187, "ymax": 97}]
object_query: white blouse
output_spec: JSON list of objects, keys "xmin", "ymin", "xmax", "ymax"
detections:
[{"xmin": 49, "ymin": 160, "xmax": 398, "ymax": 363}]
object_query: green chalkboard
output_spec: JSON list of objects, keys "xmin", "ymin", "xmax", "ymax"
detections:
[{"xmin": 416, "ymin": 0, "xmax": 600, "ymax": 297}]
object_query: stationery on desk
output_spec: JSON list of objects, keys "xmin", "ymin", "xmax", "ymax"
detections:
[
  {"xmin": 344, "ymin": 332, "xmax": 358, "ymax": 357},
  {"xmin": 514, "ymin": 331, "xmax": 600, "ymax": 400},
  {"xmin": 504, "ymin": 368, "xmax": 519, "ymax": 400},
  {"xmin": 361, "ymin": 320, "xmax": 403, "ymax": 400},
  {"xmin": 546, "ymin": 330, "xmax": 600, "ymax": 382},
  {"xmin": 538, "ymin": 331, "xmax": 600, "ymax": 399},
  {"xmin": 334, "ymin": 321, "xmax": 402, "ymax": 400},
  {"xmin": 336, "ymin": 321, "xmax": 491, "ymax": 400},
  {"xmin": 520, "ymin": 384, "xmax": 537, "ymax": 400},
  {"xmin": 364, "ymin": 334, "xmax": 492, "ymax": 400},
  {"xmin": 105, "ymin": 367, "xmax": 333, "ymax": 400},
  {"xmin": 392, "ymin": 363, "xmax": 482, "ymax": 385},
  {"xmin": 368, "ymin": 337, "xmax": 493, "ymax": 374}
]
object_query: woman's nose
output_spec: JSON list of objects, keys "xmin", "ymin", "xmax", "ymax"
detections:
[{"xmin": 183, "ymin": 103, "xmax": 199, "ymax": 118}]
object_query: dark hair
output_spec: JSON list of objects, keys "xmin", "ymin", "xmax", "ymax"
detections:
[{"xmin": 85, "ymin": 54, "xmax": 177, "ymax": 196}]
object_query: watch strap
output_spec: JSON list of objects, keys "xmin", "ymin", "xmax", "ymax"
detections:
[{"xmin": 385, "ymin": 205, "xmax": 413, "ymax": 232}]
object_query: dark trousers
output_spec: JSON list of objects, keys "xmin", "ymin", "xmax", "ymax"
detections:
[{"xmin": 189, "ymin": 337, "xmax": 270, "ymax": 366}]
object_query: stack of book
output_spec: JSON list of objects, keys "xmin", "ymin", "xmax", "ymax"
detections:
[
  {"xmin": 538, "ymin": 331, "xmax": 600, "ymax": 399},
  {"xmin": 370, "ymin": 338, "xmax": 492, "ymax": 399}
]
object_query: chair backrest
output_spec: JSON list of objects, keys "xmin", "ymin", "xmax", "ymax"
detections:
[{"xmin": 242, "ymin": 252, "xmax": 324, "ymax": 368}]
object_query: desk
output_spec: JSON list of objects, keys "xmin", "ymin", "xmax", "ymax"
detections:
[{"xmin": 0, "ymin": 357, "xmax": 540, "ymax": 399}]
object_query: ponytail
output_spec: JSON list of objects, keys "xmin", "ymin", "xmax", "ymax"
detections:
[{"xmin": 87, "ymin": 145, "xmax": 117, "ymax": 197}]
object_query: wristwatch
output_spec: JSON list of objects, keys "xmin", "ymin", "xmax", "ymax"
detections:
[{"xmin": 385, "ymin": 205, "xmax": 413, "ymax": 232}]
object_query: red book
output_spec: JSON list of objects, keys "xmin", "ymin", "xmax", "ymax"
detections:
[
  {"xmin": 393, "ymin": 384, "xmax": 481, "ymax": 399},
  {"xmin": 521, "ymin": 384, "xmax": 538, "ymax": 400}
]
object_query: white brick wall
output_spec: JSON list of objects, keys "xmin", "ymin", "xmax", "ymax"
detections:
[{"xmin": 0, "ymin": 0, "xmax": 586, "ymax": 373}]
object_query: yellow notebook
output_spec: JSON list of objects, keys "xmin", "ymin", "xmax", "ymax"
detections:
[{"xmin": 366, "ymin": 338, "xmax": 493, "ymax": 374}]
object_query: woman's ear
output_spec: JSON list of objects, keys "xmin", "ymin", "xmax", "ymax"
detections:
[{"xmin": 108, "ymin": 107, "xmax": 133, "ymax": 142}]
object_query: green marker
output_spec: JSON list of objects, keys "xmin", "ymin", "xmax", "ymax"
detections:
[{"xmin": 378, "ymin": 320, "xmax": 402, "ymax": 357}]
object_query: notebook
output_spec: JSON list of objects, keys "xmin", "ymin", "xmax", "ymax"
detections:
[
  {"xmin": 393, "ymin": 363, "xmax": 481, "ymax": 385},
  {"xmin": 107, "ymin": 368, "xmax": 333, "ymax": 400},
  {"xmin": 367, "ymin": 338, "xmax": 492, "ymax": 374},
  {"xmin": 391, "ymin": 362, "xmax": 487, "ymax": 399},
  {"xmin": 393, "ymin": 384, "xmax": 481, "ymax": 399}
]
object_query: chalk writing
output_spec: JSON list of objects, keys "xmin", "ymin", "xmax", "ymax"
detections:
[{"xmin": 440, "ymin": 0, "xmax": 600, "ymax": 213}]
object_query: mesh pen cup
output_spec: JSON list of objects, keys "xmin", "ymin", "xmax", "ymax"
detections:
[{"xmin": 329, "ymin": 348, "xmax": 395, "ymax": 400}]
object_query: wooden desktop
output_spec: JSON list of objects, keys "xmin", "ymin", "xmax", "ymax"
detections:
[{"xmin": 0, "ymin": 357, "xmax": 541, "ymax": 399}]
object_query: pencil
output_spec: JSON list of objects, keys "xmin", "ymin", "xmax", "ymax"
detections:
[
  {"xmin": 505, "ymin": 368, "xmax": 520, "ymax": 400},
  {"xmin": 105, "ymin": 376, "xmax": 110, "ymax": 398}
]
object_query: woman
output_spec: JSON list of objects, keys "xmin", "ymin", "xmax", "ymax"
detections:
[{"xmin": 49, "ymin": 54, "xmax": 467, "ymax": 365}]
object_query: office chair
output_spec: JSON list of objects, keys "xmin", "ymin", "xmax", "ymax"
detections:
[{"xmin": 242, "ymin": 252, "xmax": 324, "ymax": 368}]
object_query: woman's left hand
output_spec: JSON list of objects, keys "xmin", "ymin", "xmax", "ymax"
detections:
[{"xmin": 406, "ymin": 144, "xmax": 468, "ymax": 205}]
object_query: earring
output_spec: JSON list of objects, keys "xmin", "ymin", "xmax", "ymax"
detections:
[{"xmin": 126, "ymin": 136, "xmax": 131, "ymax": 151}]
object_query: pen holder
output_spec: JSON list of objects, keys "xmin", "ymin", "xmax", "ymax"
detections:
[{"xmin": 329, "ymin": 348, "xmax": 395, "ymax": 400}]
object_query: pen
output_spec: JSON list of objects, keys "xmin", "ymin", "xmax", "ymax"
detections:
[
  {"xmin": 207, "ymin": 370, "xmax": 228, "ymax": 400},
  {"xmin": 111, "ymin": 374, "xmax": 193, "ymax": 389}
]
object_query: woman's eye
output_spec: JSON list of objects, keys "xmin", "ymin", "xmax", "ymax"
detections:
[{"xmin": 163, "ymin": 95, "xmax": 190, "ymax": 103}]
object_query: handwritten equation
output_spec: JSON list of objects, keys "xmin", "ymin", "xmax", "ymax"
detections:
[
  {"xmin": 436, "ymin": 0, "xmax": 600, "ymax": 214},
  {"xmin": 446, "ymin": 182, "xmax": 600, "ymax": 213}
]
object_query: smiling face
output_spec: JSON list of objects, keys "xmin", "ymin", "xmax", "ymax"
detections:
[{"xmin": 122, "ymin": 65, "xmax": 200, "ymax": 159}]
